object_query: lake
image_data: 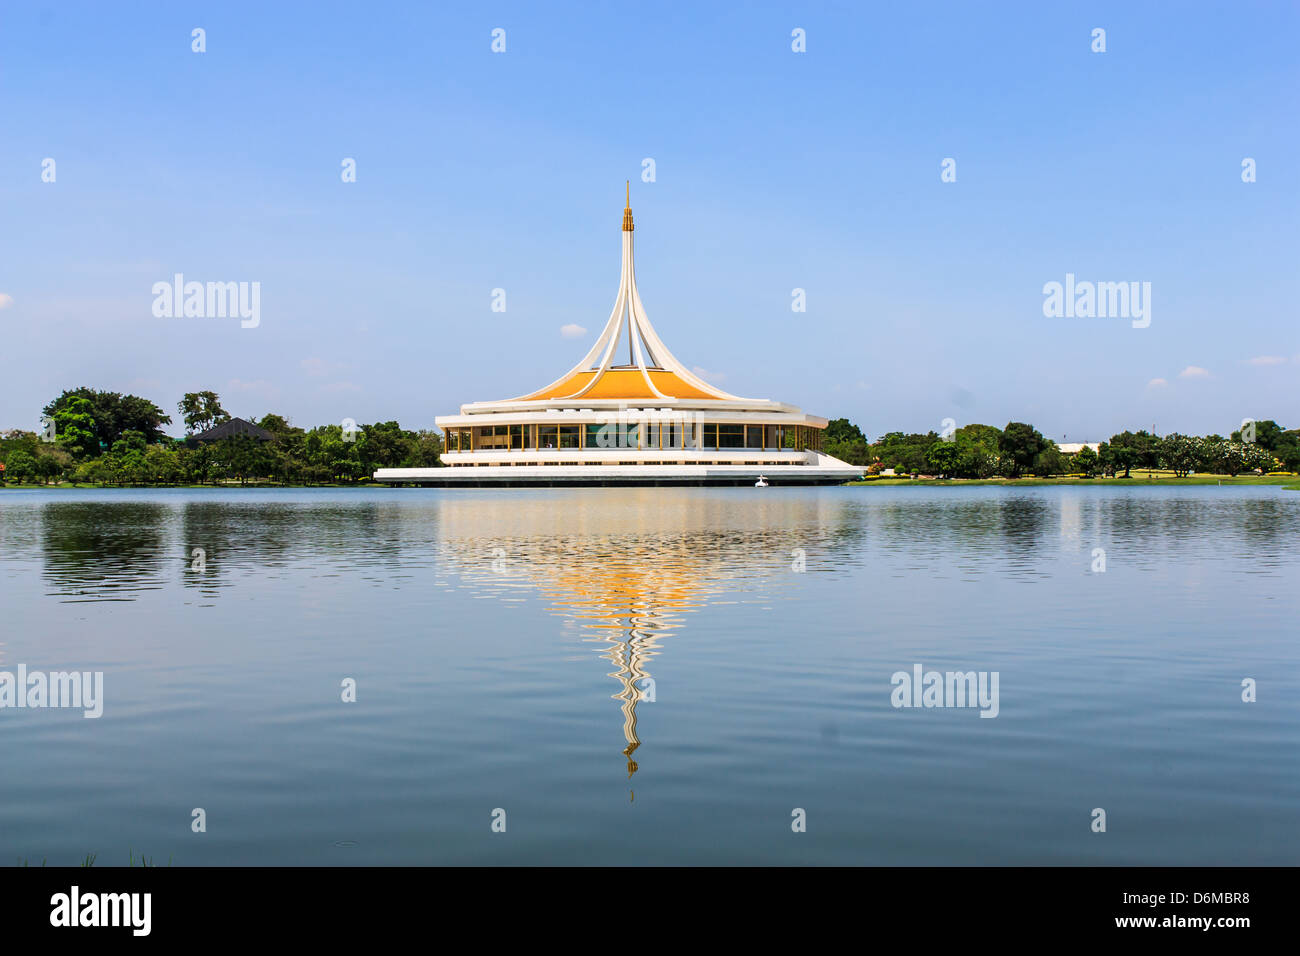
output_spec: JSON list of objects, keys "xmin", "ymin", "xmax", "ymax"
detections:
[{"xmin": 0, "ymin": 485, "xmax": 1296, "ymax": 865}]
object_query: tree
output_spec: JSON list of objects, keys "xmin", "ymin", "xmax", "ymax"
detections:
[
  {"xmin": 179, "ymin": 391, "xmax": 230, "ymax": 435},
  {"xmin": 43, "ymin": 388, "xmax": 171, "ymax": 449},
  {"xmin": 925, "ymin": 441, "xmax": 960, "ymax": 478},
  {"xmin": 4, "ymin": 450, "xmax": 37, "ymax": 483},
  {"xmin": 34, "ymin": 444, "xmax": 74, "ymax": 484},
  {"xmin": 1033, "ymin": 443, "xmax": 1068, "ymax": 476},
  {"xmin": 1157, "ymin": 434, "xmax": 1197, "ymax": 477},
  {"xmin": 1272, "ymin": 430, "xmax": 1300, "ymax": 472},
  {"xmin": 997, "ymin": 422, "xmax": 1047, "ymax": 478},
  {"xmin": 52, "ymin": 396, "xmax": 98, "ymax": 459},
  {"xmin": 1100, "ymin": 437, "xmax": 1132, "ymax": 478},
  {"xmin": 1073, "ymin": 444, "xmax": 1099, "ymax": 477},
  {"xmin": 824, "ymin": 418, "xmax": 867, "ymax": 445}
]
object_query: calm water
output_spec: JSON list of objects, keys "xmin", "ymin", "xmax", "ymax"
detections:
[{"xmin": 0, "ymin": 485, "xmax": 1296, "ymax": 865}]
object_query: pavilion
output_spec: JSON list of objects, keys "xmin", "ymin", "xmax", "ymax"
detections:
[{"xmin": 374, "ymin": 186, "xmax": 861, "ymax": 486}]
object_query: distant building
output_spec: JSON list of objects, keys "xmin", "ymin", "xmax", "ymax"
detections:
[
  {"xmin": 1057, "ymin": 442, "xmax": 1101, "ymax": 455},
  {"xmin": 192, "ymin": 418, "xmax": 274, "ymax": 443}
]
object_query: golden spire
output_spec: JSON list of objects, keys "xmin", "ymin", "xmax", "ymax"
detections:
[{"xmin": 622, "ymin": 180, "xmax": 634, "ymax": 231}]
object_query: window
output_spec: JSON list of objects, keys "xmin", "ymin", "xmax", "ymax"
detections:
[
  {"xmin": 509, "ymin": 425, "xmax": 530, "ymax": 450},
  {"xmin": 558, "ymin": 426, "xmax": 580, "ymax": 449},
  {"xmin": 475, "ymin": 425, "xmax": 509, "ymax": 449},
  {"xmin": 538, "ymin": 425, "xmax": 558, "ymax": 449},
  {"xmin": 744, "ymin": 425, "xmax": 764, "ymax": 449},
  {"xmin": 718, "ymin": 424, "xmax": 744, "ymax": 448}
]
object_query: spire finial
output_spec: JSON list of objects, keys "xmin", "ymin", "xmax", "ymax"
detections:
[{"xmin": 622, "ymin": 180, "xmax": 634, "ymax": 231}]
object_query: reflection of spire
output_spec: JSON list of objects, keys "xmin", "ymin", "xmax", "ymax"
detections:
[
  {"xmin": 432, "ymin": 498, "xmax": 805, "ymax": 787},
  {"xmin": 601, "ymin": 619, "xmax": 663, "ymax": 780}
]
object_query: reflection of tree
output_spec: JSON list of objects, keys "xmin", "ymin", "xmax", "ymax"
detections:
[{"xmin": 40, "ymin": 502, "xmax": 169, "ymax": 601}]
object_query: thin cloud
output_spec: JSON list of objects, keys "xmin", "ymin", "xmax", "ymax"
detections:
[
  {"xmin": 1245, "ymin": 355, "xmax": 1287, "ymax": 366},
  {"xmin": 560, "ymin": 323, "xmax": 587, "ymax": 338},
  {"xmin": 1178, "ymin": 366, "xmax": 1210, "ymax": 379},
  {"xmin": 300, "ymin": 357, "xmax": 335, "ymax": 376},
  {"xmin": 1146, "ymin": 378, "xmax": 1169, "ymax": 388},
  {"xmin": 0, "ymin": 294, "xmax": 13, "ymax": 310}
]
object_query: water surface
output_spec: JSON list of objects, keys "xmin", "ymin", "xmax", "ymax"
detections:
[{"xmin": 1, "ymin": 486, "xmax": 1296, "ymax": 865}]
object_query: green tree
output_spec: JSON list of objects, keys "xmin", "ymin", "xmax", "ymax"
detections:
[
  {"xmin": 4, "ymin": 449, "xmax": 37, "ymax": 483},
  {"xmin": 1073, "ymin": 444, "xmax": 1099, "ymax": 476},
  {"xmin": 43, "ymin": 388, "xmax": 171, "ymax": 448},
  {"xmin": 179, "ymin": 391, "xmax": 230, "ymax": 435},
  {"xmin": 997, "ymin": 422, "xmax": 1047, "ymax": 478},
  {"xmin": 824, "ymin": 418, "xmax": 867, "ymax": 445},
  {"xmin": 1033, "ymin": 443, "xmax": 1068, "ymax": 476},
  {"xmin": 925, "ymin": 441, "xmax": 960, "ymax": 478},
  {"xmin": 1157, "ymin": 434, "xmax": 1197, "ymax": 477},
  {"xmin": 52, "ymin": 396, "xmax": 99, "ymax": 459}
]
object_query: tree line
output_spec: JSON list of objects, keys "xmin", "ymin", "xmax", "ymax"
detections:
[
  {"xmin": 821, "ymin": 418, "xmax": 1299, "ymax": 479},
  {"xmin": 0, "ymin": 387, "xmax": 442, "ymax": 485}
]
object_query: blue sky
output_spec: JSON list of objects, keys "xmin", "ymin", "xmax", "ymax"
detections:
[{"xmin": 2, "ymin": 1, "xmax": 1296, "ymax": 441}]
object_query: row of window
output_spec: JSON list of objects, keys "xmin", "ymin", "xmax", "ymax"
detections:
[{"xmin": 445, "ymin": 424, "xmax": 824, "ymax": 452}]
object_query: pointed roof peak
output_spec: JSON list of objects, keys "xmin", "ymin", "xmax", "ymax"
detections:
[{"xmin": 507, "ymin": 194, "xmax": 746, "ymax": 404}]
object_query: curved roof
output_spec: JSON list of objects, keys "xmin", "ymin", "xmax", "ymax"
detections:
[{"xmin": 517, "ymin": 368, "xmax": 729, "ymax": 402}]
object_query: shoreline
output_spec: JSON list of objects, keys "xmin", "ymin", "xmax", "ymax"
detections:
[{"xmin": 2, "ymin": 475, "xmax": 1298, "ymax": 491}]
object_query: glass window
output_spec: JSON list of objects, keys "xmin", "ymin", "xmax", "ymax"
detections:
[
  {"xmin": 718, "ymin": 424, "xmax": 744, "ymax": 448},
  {"xmin": 558, "ymin": 426, "xmax": 580, "ymax": 449},
  {"xmin": 538, "ymin": 426, "xmax": 558, "ymax": 449},
  {"xmin": 745, "ymin": 425, "xmax": 764, "ymax": 448}
]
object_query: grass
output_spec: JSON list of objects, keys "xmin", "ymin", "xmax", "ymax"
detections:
[
  {"xmin": 849, "ymin": 474, "xmax": 1299, "ymax": 487},
  {"xmin": 1, "ymin": 480, "xmax": 382, "ymax": 490}
]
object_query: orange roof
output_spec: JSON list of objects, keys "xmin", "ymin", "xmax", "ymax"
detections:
[{"xmin": 517, "ymin": 368, "xmax": 729, "ymax": 402}]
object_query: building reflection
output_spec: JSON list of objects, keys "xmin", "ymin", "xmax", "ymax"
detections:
[{"xmin": 432, "ymin": 491, "xmax": 839, "ymax": 788}]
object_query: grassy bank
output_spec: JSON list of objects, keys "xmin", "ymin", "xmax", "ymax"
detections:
[
  {"xmin": 0, "ymin": 480, "xmax": 386, "ymax": 490},
  {"xmin": 849, "ymin": 474, "xmax": 1299, "ymax": 487}
]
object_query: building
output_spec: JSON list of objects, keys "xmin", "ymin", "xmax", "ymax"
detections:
[
  {"xmin": 374, "ymin": 186, "xmax": 861, "ymax": 486},
  {"xmin": 1057, "ymin": 442, "xmax": 1101, "ymax": 455},
  {"xmin": 191, "ymin": 418, "xmax": 274, "ymax": 443}
]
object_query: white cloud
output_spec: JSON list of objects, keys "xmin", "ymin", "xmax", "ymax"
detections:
[
  {"xmin": 227, "ymin": 378, "xmax": 278, "ymax": 397},
  {"xmin": 692, "ymin": 365, "xmax": 726, "ymax": 383},
  {"xmin": 0, "ymin": 294, "xmax": 13, "ymax": 310},
  {"xmin": 1245, "ymin": 355, "xmax": 1287, "ymax": 366},
  {"xmin": 1146, "ymin": 378, "xmax": 1168, "ymax": 388},
  {"xmin": 560, "ymin": 323, "xmax": 587, "ymax": 338},
  {"xmin": 1177, "ymin": 365, "xmax": 1210, "ymax": 379}
]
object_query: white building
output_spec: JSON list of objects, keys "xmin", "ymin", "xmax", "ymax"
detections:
[{"xmin": 374, "ymin": 187, "xmax": 861, "ymax": 487}]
